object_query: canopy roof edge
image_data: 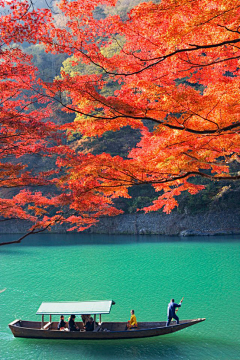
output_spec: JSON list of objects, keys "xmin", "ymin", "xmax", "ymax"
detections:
[{"xmin": 36, "ymin": 300, "xmax": 114, "ymax": 315}]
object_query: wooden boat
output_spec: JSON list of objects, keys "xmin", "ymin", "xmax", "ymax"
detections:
[{"xmin": 9, "ymin": 300, "xmax": 205, "ymax": 340}]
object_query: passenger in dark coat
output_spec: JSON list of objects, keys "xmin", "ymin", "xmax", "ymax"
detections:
[
  {"xmin": 68, "ymin": 315, "xmax": 79, "ymax": 331},
  {"xmin": 84, "ymin": 317, "xmax": 94, "ymax": 331},
  {"xmin": 57, "ymin": 315, "xmax": 66, "ymax": 330},
  {"xmin": 81, "ymin": 314, "xmax": 91, "ymax": 326},
  {"xmin": 166, "ymin": 298, "xmax": 182, "ymax": 326}
]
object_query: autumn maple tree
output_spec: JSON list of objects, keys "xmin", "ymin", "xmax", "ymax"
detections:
[
  {"xmin": 0, "ymin": 0, "xmax": 240, "ymax": 243},
  {"xmin": 0, "ymin": 31, "xmax": 57, "ymax": 222}
]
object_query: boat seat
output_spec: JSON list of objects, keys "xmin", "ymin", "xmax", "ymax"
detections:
[
  {"xmin": 93, "ymin": 325, "xmax": 101, "ymax": 332},
  {"xmin": 42, "ymin": 322, "xmax": 52, "ymax": 330}
]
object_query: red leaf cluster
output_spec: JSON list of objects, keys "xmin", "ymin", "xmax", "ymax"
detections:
[{"xmin": 0, "ymin": 0, "xmax": 240, "ymax": 238}]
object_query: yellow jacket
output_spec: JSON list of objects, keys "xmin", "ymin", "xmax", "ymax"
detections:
[{"xmin": 129, "ymin": 314, "xmax": 137, "ymax": 327}]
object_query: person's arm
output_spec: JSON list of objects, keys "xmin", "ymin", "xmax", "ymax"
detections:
[
  {"xmin": 175, "ymin": 299, "xmax": 183, "ymax": 313},
  {"xmin": 174, "ymin": 302, "xmax": 181, "ymax": 308},
  {"xmin": 178, "ymin": 299, "xmax": 183, "ymax": 307}
]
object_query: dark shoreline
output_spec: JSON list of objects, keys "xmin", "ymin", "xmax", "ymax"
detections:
[{"xmin": 0, "ymin": 210, "xmax": 239, "ymax": 236}]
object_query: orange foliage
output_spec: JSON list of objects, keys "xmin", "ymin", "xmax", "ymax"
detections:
[{"xmin": 0, "ymin": 0, "xmax": 240, "ymax": 237}]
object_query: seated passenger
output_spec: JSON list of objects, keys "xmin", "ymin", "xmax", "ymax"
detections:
[
  {"xmin": 81, "ymin": 314, "xmax": 91, "ymax": 326},
  {"xmin": 68, "ymin": 315, "xmax": 79, "ymax": 331},
  {"xmin": 57, "ymin": 315, "xmax": 66, "ymax": 330},
  {"xmin": 84, "ymin": 317, "xmax": 94, "ymax": 331},
  {"xmin": 126, "ymin": 310, "xmax": 138, "ymax": 329}
]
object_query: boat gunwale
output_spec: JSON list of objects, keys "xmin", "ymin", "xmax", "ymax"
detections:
[{"xmin": 9, "ymin": 318, "xmax": 206, "ymax": 333}]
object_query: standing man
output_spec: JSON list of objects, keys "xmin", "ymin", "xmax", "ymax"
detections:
[{"xmin": 166, "ymin": 298, "xmax": 183, "ymax": 326}]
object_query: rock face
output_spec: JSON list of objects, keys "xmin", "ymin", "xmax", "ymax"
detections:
[
  {"xmin": 85, "ymin": 211, "xmax": 240, "ymax": 236},
  {"xmin": 0, "ymin": 210, "xmax": 239, "ymax": 236}
]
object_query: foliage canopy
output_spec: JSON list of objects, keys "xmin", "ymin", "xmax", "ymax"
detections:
[{"xmin": 0, "ymin": 0, "xmax": 239, "ymax": 241}]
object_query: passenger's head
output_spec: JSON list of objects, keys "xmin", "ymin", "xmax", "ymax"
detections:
[
  {"xmin": 60, "ymin": 315, "xmax": 64, "ymax": 320},
  {"xmin": 171, "ymin": 299, "xmax": 174, "ymax": 303},
  {"xmin": 89, "ymin": 317, "xmax": 93, "ymax": 322},
  {"xmin": 70, "ymin": 315, "xmax": 76, "ymax": 320},
  {"xmin": 131, "ymin": 310, "xmax": 135, "ymax": 315}
]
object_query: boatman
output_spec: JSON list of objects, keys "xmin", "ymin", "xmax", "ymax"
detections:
[{"xmin": 166, "ymin": 298, "xmax": 183, "ymax": 326}]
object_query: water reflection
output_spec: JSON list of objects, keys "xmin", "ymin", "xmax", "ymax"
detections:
[
  {"xmin": 0, "ymin": 233, "xmax": 239, "ymax": 247},
  {"xmin": 11, "ymin": 334, "xmax": 239, "ymax": 360}
]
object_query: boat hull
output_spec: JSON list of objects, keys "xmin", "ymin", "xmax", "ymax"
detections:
[{"xmin": 9, "ymin": 319, "xmax": 205, "ymax": 340}]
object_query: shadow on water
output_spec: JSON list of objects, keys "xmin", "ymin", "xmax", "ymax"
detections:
[
  {"xmin": 12, "ymin": 333, "xmax": 239, "ymax": 360},
  {"xmin": 0, "ymin": 249, "xmax": 31, "ymax": 255},
  {"xmin": 0, "ymin": 233, "xmax": 240, "ymax": 248}
]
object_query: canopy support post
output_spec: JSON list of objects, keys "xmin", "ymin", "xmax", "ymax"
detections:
[
  {"xmin": 99, "ymin": 314, "xmax": 102, "ymax": 324},
  {"xmin": 94, "ymin": 314, "xmax": 96, "ymax": 330},
  {"xmin": 41, "ymin": 315, "xmax": 44, "ymax": 329},
  {"xmin": 49, "ymin": 315, "xmax": 52, "ymax": 322}
]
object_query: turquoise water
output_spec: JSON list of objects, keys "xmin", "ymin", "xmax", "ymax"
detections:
[{"xmin": 0, "ymin": 233, "xmax": 239, "ymax": 360}]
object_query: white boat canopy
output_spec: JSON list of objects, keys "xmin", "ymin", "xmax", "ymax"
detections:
[{"xmin": 36, "ymin": 300, "xmax": 113, "ymax": 315}]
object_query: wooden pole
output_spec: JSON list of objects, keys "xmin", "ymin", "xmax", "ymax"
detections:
[
  {"xmin": 41, "ymin": 315, "xmax": 44, "ymax": 329},
  {"xmin": 176, "ymin": 297, "xmax": 184, "ymax": 312}
]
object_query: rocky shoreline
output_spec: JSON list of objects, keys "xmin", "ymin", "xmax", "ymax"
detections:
[{"xmin": 0, "ymin": 210, "xmax": 239, "ymax": 236}]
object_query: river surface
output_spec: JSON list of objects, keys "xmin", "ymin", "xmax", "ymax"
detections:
[{"xmin": 0, "ymin": 233, "xmax": 239, "ymax": 360}]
